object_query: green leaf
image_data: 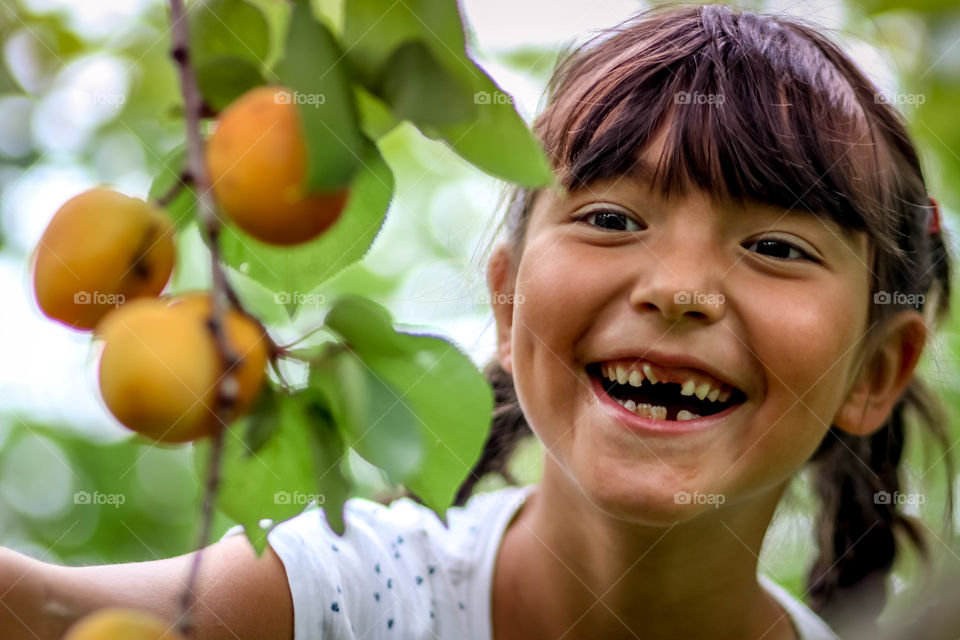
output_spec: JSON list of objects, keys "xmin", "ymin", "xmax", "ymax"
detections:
[
  {"xmin": 321, "ymin": 295, "xmax": 493, "ymax": 516},
  {"xmin": 305, "ymin": 398, "xmax": 352, "ymax": 535},
  {"xmin": 241, "ymin": 383, "xmax": 282, "ymax": 454},
  {"xmin": 376, "ymin": 40, "xmax": 476, "ymax": 126},
  {"xmin": 354, "ymin": 85, "xmax": 401, "ymax": 140},
  {"xmin": 365, "ymin": 333, "xmax": 492, "ymax": 516},
  {"xmin": 277, "ymin": 0, "xmax": 366, "ymax": 191},
  {"xmin": 200, "ymin": 388, "xmax": 352, "ymax": 554},
  {"xmin": 148, "ymin": 145, "xmax": 197, "ymax": 230},
  {"xmin": 309, "ymin": 348, "xmax": 422, "ymax": 483},
  {"xmin": 189, "ymin": 0, "xmax": 271, "ymax": 66},
  {"xmin": 323, "ymin": 295, "xmax": 408, "ymax": 357},
  {"xmin": 342, "ymin": 0, "xmax": 552, "ymax": 186},
  {"xmin": 423, "ymin": 65, "xmax": 554, "ymax": 187},
  {"xmin": 218, "ymin": 143, "xmax": 394, "ymax": 313},
  {"xmin": 195, "ymin": 55, "xmax": 265, "ymax": 111}
]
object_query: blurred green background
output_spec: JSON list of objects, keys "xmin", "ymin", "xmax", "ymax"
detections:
[{"xmin": 0, "ymin": 0, "xmax": 958, "ymax": 623}]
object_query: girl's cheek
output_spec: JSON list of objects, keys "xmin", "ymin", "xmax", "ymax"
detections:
[
  {"xmin": 513, "ymin": 238, "xmax": 609, "ymax": 350},
  {"xmin": 737, "ymin": 277, "xmax": 867, "ymax": 458},
  {"xmin": 510, "ymin": 239, "xmax": 609, "ymax": 440}
]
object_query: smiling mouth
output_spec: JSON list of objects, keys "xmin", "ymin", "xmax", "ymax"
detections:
[{"xmin": 586, "ymin": 362, "xmax": 747, "ymax": 421}]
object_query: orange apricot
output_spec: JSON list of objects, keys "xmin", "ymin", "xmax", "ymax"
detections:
[
  {"xmin": 96, "ymin": 294, "xmax": 268, "ymax": 443},
  {"xmin": 63, "ymin": 607, "xmax": 186, "ymax": 640},
  {"xmin": 205, "ymin": 85, "xmax": 349, "ymax": 245},
  {"xmin": 32, "ymin": 188, "xmax": 175, "ymax": 331}
]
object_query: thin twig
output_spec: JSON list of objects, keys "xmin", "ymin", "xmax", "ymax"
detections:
[
  {"xmin": 167, "ymin": 0, "xmax": 238, "ymax": 634},
  {"xmin": 154, "ymin": 170, "xmax": 193, "ymax": 208},
  {"xmin": 176, "ymin": 427, "xmax": 225, "ymax": 637}
]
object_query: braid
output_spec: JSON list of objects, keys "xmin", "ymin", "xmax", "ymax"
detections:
[{"xmin": 807, "ymin": 376, "xmax": 952, "ymax": 633}]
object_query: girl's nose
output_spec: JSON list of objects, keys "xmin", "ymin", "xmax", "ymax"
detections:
[{"xmin": 627, "ymin": 249, "xmax": 726, "ymax": 324}]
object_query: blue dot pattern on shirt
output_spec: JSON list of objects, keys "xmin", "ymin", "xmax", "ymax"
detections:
[{"xmin": 255, "ymin": 485, "xmax": 534, "ymax": 640}]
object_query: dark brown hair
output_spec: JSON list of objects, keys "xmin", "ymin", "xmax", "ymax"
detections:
[{"xmin": 450, "ymin": 2, "xmax": 955, "ymax": 632}]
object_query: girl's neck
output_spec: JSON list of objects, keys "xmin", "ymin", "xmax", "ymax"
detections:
[{"xmin": 492, "ymin": 462, "xmax": 799, "ymax": 640}]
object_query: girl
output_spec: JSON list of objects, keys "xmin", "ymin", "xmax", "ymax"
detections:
[{"xmin": 0, "ymin": 3, "xmax": 954, "ymax": 639}]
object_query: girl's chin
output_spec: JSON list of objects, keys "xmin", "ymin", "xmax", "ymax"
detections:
[{"xmin": 576, "ymin": 469, "xmax": 731, "ymax": 525}]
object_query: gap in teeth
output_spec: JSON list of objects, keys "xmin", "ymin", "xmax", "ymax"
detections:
[{"xmin": 601, "ymin": 362, "xmax": 731, "ymax": 404}]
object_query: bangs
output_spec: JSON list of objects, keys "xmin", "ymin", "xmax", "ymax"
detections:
[{"xmin": 533, "ymin": 6, "xmax": 912, "ymax": 252}]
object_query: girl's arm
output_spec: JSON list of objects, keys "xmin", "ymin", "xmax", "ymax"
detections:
[{"xmin": 0, "ymin": 536, "xmax": 293, "ymax": 640}]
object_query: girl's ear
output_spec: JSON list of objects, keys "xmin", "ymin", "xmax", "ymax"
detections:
[
  {"xmin": 487, "ymin": 243, "xmax": 517, "ymax": 375},
  {"xmin": 833, "ymin": 311, "xmax": 928, "ymax": 436}
]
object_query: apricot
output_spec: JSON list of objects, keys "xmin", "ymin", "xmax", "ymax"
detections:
[
  {"xmin": 32, "ymin": 188, "xmax": 175, "ymax": 331},
  {"xmin": 63, "ymin": 607, "xmax": 186, "ymax": 640},
  {"xmin": 205, "ymin": 85, "xmax": 349, "ymax": 245},
  {"xmin": 96, "ymin": 293, "xmax": 268, "ymax": 443}
]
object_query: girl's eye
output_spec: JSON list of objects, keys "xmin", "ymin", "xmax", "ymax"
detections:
[
  {"xmin": 745, "ymin": 238, "xmax": 816, "ymax": 262},
  {"xmin": 575, "ymin": 208, "xmax": 643, "ymax": 232}
]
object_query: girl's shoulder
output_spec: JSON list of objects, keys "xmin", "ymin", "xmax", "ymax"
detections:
[{"xmin": 219, "ymin": 483, "xmax": 534, "ymax": 640}]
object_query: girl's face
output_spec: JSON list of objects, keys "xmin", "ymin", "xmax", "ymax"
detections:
[{"xmin": 490, "ymin": 139, "xmax": 896, "ymax": 523}]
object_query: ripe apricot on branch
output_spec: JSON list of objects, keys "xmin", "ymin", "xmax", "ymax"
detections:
[
  {"xmin": 96, "ymin": 294, "xmax": 268, "ymax": 443},
  {"xmin": 63, "ymin": 607, "xmax": 186, "ymax": 640},
  {"xmin": 31, "ymin": 188, "xmax": 175, "ymax": 331},
  {"xmin": 206, "ymin": 85, "xmax": 349, "ymax": 246}
]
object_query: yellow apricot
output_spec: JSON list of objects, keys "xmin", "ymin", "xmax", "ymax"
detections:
[
  {"xmin": 63, "ymin": 607, "xmax": 186, "ymax": 640},
  {"xmin": 96, "ymin": 294, "xmax": 268, "ymax": 443},
  {"xmin": 32, "ymin": 188, "xmax": 175, "ymax": 331},
  {"xmin": 205, "ymin": 85, "xmax": 349, "ymax": 245}
]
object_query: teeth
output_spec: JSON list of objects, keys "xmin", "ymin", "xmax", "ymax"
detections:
[
  {"xmin": 642, "ymin": 364, "xmax": 659, "ymax": 384},
  {"xmin": 676, "ymin": 409, "xmax": 700, "ymax": 421},
  {"xmin": 694, "ymin": 382, "xmax": 711, "ymax": 400},
  {"xmin": 600, "ymin": 362, "xmax": 738, "ymax": 406},
  {"xmin": 616, "ymin": 398, "xmax": 668, "ymax": 421}
]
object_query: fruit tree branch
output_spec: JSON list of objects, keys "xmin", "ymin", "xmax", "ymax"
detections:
[{"xmin": 167, "ymin": 0, "xmax": 239, "ymax": 635}]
